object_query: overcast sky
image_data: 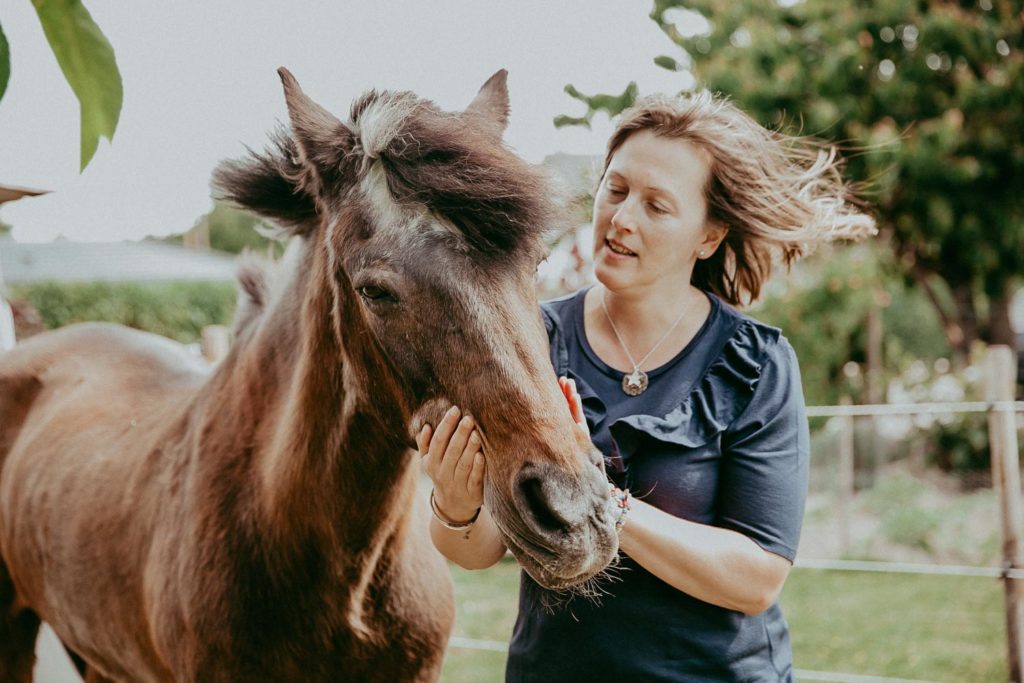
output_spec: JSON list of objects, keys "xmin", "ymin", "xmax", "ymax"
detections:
[{"xmin": 0, "ymin": 1, "xmax": 699, "ymax": 243}]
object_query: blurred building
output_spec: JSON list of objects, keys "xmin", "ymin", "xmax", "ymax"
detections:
[{"xmin": 0, "ymin": 239, "xmax": 237, "ymax": 285}]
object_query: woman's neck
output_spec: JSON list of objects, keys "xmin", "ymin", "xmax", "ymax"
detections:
[
  {"xmin": 584, "ymin": 280, "xmax": 710, "ymax": 373},
  {"xmin": 599, "ymin": 279, "xmax": 701, "ymax": 332}
]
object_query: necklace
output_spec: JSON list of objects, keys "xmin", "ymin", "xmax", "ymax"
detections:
[{"xmin": 600, "ymin": 289, "xmax": 696, "ymax": 396}]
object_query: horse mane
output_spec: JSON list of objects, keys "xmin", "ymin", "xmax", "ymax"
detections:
[
  {"xmin": 352, "ymin": 90, "xmax": 559, "ymax": 258},
  {"xmin": 212, "ymin": 130, "xmax": 319, "ymax": 237},
  {"xmin": 213, "ymin": 86, "xmax": 562, "ymax": 260}
]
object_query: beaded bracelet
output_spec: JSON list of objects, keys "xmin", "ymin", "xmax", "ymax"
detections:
[
  {"xmin": 610, "ymin": 484, "xmax": 631, "ymax": 531},
  {"xmin": 429, "ymin": 489, "xmax": 481, "ymax": 533}
]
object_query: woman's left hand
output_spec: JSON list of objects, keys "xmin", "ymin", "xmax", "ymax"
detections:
[{"xmin": 558, "ymin": 376, "xmax": 589, "ymax": 437}]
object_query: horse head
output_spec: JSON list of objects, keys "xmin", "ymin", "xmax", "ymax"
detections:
[{"xmin": 213, "ymin": 69, "xmax": 617, "ymax": 590}]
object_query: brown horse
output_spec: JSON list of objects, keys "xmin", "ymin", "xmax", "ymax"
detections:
[{"xmin": 0, "ymin": 69, "xmax": 617, "ymax": 682}]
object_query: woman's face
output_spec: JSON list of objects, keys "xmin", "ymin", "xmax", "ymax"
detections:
[{"xmin": 592, "ymin": 129, "xmax": 721, "ymax": 295}]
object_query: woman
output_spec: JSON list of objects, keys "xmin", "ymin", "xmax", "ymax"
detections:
[{"xmin": 419, "ymin": 91, "xmax": 875, "ymax": 682}]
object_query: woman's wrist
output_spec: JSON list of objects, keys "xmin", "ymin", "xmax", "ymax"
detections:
[
  {"xmin": 430, "ymin": 489, "xmax": 481, "ymax": 529},
  {"xmin": 610, "ymin": 485, "xmax": 631, "ymax": 532}
]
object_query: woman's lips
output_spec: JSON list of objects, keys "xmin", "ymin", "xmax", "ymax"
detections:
[{"xmin": 605, "ymin": 238, "xmax": 637, "ymax": 257}]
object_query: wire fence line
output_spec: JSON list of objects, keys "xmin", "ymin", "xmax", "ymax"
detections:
[
  {"xmin": 805, "ymin": 400, "xmax": 1024, "ymax": 418},
  {"xmin": 794, "ymin": 557, "xmax": 1024, "ymax": 579}
]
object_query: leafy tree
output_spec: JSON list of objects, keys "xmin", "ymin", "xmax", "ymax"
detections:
[
  {"xmin": 0, "ymin": 0, "xmax": 122, "ymax": 170},
  {"xmin": 154, "ymin": 201, "xmax": 283, "ymax": 257},
  {"xmin": 559, "ymin": 0, "xmax": 1023, "ymax": 358}
]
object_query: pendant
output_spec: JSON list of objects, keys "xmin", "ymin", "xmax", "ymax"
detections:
[{"xmin": 621, "ymin": 369, "xmax": 649, "ymax": 396}]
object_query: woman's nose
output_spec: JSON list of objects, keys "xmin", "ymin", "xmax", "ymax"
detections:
[{"xmin": 611, "ymin": 200, "xmax": 638, "ymax": 233}]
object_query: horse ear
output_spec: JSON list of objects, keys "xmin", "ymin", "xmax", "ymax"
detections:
[
  {"xmin": 278, "ymin": 67, "xmax": 353, "ymax": 189},
  {"xmin": 464, "ymin": 69, "xmax": 510, "ymax": 137}
]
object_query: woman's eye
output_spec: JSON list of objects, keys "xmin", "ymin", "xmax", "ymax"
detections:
[
  {"xmin": 358, "ymin": 285, "xmax": 393, "ymax": 302},
  {"xmin": 648, "ymin": 203, "xmax": 669, "ymax": 215}
]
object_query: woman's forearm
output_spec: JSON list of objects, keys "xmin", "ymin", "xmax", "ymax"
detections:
[
  {"xmin": 618, "ymin": 499, "xmax": 791, "ymax": 616},
  {"xmin": 429, "ymin": 505, "xmax": 507, "ymax": 570}
]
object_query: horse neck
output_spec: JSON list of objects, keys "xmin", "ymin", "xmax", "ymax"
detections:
[{"xmin": 201, "ymin": 238, "xmax": 414, "ymax": 557}]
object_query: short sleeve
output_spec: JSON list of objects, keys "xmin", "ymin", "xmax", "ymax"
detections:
[{"xmin": 716, "ymin": 337, "xmax": 809, "ymax": 562}]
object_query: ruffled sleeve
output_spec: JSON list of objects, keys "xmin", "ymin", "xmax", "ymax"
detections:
[{"xmin": 716, "ymin": 336, "xmax": 809, "ymax": 561}]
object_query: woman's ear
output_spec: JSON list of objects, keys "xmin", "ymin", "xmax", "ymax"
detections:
[{"xmin": 698, "ymin": 221, "xmax": 728, "ymax": 258}]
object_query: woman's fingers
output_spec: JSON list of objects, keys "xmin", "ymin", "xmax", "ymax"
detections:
[
  {"xmin": 468, "ymin": 451, "xmax": 485, "ymax": 496},
  {"xmin": 558, "ymin": 376, "xmax": 588, "ymax": 434},
  {"xmin": 428, "ymin": 406, "xmax": 461, "ymax": 469},
  {"xmin": 417, "ymin": 423, "xmax": 434, "ymax": 469},
  {"xmin": 453, "ymin": 429, "xmax": 481, "ymax": 485},
  {"xmin": 438, "ymin": 414, "xmax": 475, "ymax": 482}
]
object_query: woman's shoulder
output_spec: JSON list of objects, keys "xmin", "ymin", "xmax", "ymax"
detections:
[
  {"xmin": 540, "ymin": 288, "xmax": 586, "ymax": 331},
  {"xmin": 708, "ymin": 294, "xmax": 796, "ymax": 372}
]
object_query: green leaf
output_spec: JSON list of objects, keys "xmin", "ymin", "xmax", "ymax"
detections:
[
  {"xmin": 553, "ymin": 114, "xmax": 591, "ymax": 129},
  {"xmin": 654, "ymin": 55, "xmax": 680, "ymax": 71},
  {"xmin": 0, "ymin": 21, "xmax": 10, "ymax": 103},
  {"xmin": 32, "ymin": 0, "xmax": 123, "ymax": 171}
]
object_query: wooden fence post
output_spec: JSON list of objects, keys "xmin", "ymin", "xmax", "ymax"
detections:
[
  {"xmin": 986, "ymin": 345, "xmax": 1023, "ymax": 683},
  {"xmin": 837, "ymin": 396, "xmax": 854, "ymax": 557},
  {"xmin": 201, "ymin": 325, "xmax": 231, "ymax": 363}
]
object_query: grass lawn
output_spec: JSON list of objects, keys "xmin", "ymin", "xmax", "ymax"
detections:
[{"xmin": 441, "ymin": 559, "xmax": 1005, "ymax": 682}]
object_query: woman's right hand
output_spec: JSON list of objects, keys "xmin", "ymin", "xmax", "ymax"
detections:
[{"xmin": 418, "ymin": 406, "xmax": 485, "ymax": 524}]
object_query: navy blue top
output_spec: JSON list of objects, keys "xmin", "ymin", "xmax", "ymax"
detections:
[{"xmin": 505, "ymin": 288, "xmax": 809, "ymax": 683}]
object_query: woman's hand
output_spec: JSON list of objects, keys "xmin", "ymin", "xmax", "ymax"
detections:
[
  {"xmin": 418, "ymin": 406, "xmax": 485, "ymax": 524},
  {"xmin": 558, "ymin": 376, "xmax": 589, "ymax": 437}
]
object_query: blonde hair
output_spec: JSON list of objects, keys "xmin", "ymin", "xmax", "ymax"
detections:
[{"xmin": 603, "ymin": 91, "xmax": 876, "ymax": 306}]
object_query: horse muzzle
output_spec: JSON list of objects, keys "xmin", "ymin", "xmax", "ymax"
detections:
[{"xmin": 486, "ymin": 458, "xmax": 619, "ymax": 590}]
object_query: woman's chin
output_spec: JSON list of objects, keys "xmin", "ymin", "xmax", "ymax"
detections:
[{"xmin": 593, "ymin": 262, "xmax": 635, "ymax": 291}]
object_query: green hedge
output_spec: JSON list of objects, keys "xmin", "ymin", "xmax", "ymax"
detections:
[{"xmin": 10, "ymin": 280, "xmax": 237, "ymax": 344}]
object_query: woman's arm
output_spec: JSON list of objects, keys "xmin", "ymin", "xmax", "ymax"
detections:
[
  {"xmin": 564, "ymin": 353, "xmax": 803, "ymax": 617},
  {"xmin": 617, "ymin": 503, "xmax": 791, "ymax": 616},
  {"xmin": 419, "ymin": 406, "xmax": 507, "ymax": 569}
]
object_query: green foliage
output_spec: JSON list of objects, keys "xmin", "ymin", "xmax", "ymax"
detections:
[
  {"xmin": 553, "ymin": 82, "xmax": 639, "ymax": 129},
  {"xmin": 561, "ymin": 0, "xmax": 1024, "ymax": 351},
  {"xmin": 1, "ymin": 2, "xmax": 121, "ymax": 170},
  {"xmin": 0, "ymin": 21, "xmax": 10, "ymax": 101},
  {"xmin": 31, "ymin": 0, "xmax": 122, "ymax": 170},
  {"xmin": 11, "ymin": 280, "xmax": 237, "ymax": 343},
  {"xmin": 754, "ymin": 242, "xmax": 949, "ymax": 405},
  {"xmin": 930, "ymin": 413, "xmax": 991, "ymax": 473},
  {"xmin": 156, "ymin": 201, "xmax": 283, "ymax": 257}
]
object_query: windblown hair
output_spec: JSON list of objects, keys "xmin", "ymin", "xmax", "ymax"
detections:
[{"xmin": 603, "ymin": 91, "xmax": 876, "ymax": 306}]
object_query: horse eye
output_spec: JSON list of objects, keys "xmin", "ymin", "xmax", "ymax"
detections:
[{"xmin": 358, "ymin": 285, "xmax": 394, "ymax": 302}]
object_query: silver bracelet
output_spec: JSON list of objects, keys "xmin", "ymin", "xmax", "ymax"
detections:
[
  {"xmin": 430, "ymin": 489, "xmax": 481, "ymax": 531},
  {"xmin": 610, "ymin": 484, "xmax": 631, "ymax": 532}
]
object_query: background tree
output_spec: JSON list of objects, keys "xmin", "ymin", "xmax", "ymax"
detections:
[
  {"xmin": 153, "ymin": 201, "xmax": 283, "ymax": 257},
  {"xmin": 559, "ymin": 0, "xmax": 1023, "ymax": 359},
  {"xmin": 0, "ymin": 0, "xmax": 121, "ymax": 170}
]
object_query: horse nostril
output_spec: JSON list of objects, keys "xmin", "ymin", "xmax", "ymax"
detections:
[{"xmin": 519, "ymin": 476, "xmax": 569, "ymax": 534}]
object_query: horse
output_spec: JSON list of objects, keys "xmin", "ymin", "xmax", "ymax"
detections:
[{"xmin": 0, "ymin": 68, "xmax": 618, "ymax": 682}]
